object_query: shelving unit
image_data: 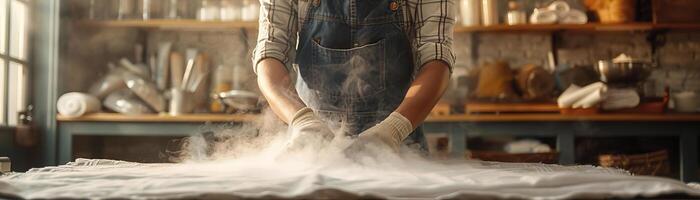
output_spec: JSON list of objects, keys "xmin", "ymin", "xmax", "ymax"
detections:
[
  {"xmin": 57, "ymin": 113, "xmax": 700, "ymax": 123},
  {"xmin": 78, "ymin": 20, "xmax": 700, "ymax": 32},
  {"xmin": 76, "ymin": 19, "xmax": 259, "ymax": 30}
]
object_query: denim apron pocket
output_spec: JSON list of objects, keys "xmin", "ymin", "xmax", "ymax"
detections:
[{"xmin": 308, "ymin": 39, "xmax": 387, "ymax": 100}]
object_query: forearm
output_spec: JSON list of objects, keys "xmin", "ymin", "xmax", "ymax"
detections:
[
  {"xmin": 257, "ymin": 58, "xmax": 306, "ymax": 124},
  {"xmin": 395, "ymin": 60, "xmax": 451, "ymax": 129}
]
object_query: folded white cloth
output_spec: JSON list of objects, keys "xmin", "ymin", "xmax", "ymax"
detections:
[
  {"xmin": 558, "ymin": 82, "xmax": 607, "ymax": 108},
  {"xmin": 57, "ymin": 92, "xmax": 101, "ymax": 118},
  {"xmin": 602, "ymin": 88, "xmax": 640, "ymax": 110},
  {"xmin": 504, "ymin": 139, "xmax": 551, "ymax": 154}
]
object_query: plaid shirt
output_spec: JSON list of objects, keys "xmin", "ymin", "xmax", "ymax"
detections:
[{"xmin": 252, "ymin": 0, "xmax": 456, "ymax": 74}]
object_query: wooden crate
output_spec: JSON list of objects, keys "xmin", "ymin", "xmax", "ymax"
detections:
[
  {"xmin": 465, "ymin": 102, "xmax": 559, "ymax": 114},
  {"xmin": 468, "ymin": 151, "xmax": 559, "ymax": 164},
  {"xmin": 599, "ymin": 149, "xmax": 671, "ymax": 176}
]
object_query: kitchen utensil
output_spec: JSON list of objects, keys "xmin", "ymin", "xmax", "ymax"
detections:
[
  {"xmin": 149, "ymin": 54, "xmax": 157, "ymax": 81},
  {"xmin": 673, "ymin": 91, "xmax": 699, "ymax": 113},
  {"xmin": 103, "ymin": 89, "xmax": 154, "ymax": 115},
  {"xmin": 120, "ymin": 58, "xmax": 150, "ymax": 79},
  {"xmin": 460, "ymin": 0, "xmax": 481, "ymax": 26},
  {"xmin": 156, "ymin": 42, "xmax": 172, "ymax": 90},
  {"xmin": 89, "ymin": 67, "xmax": 128, "ymax": 99},
  {"xmin": 181, "ymin": 49, "xmax": 198, "ymax": 90},
  {"xmin": 211, "ymin": 65, "xmax": 233, "ymax": 112},
  {"xmin": 212, "ymin": 90, "xmax": 259, "ymax": 112},
  {"xmin": 481, "ymin": 0, "xmax": 499, "ymax": 26},
  {"xmin": 169, "ymin": 88, "xmax": 190, "ymax": 116},
  {"xmin": 123, "ymin": 73, "xmax": 166, "ymax": 112},
  {"xmin": 188, "ymin": 54, "xmax": 209, "ymax": 92},
  {"xmin": 595, "ymin": 60, "xmax": 652, "ymax": 84},
  {"xmin": 170, "ymin": 52, "xmax": 185, "ymax": 88},
  {"xmin": 133, "ymin": 44, "xmax": 151, "ymax": 76},
  {"xmin": 181, "ymin": 58, "xmax": 195, "ymax": 91}
]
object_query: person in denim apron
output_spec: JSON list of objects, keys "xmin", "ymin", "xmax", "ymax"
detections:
[{"xmin": 254, "ymin": 0, "xmax": 453, "ymax": 153}]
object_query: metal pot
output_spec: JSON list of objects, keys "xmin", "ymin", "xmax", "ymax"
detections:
[
  {"xmin": 211, "ymin": 90, "xmax": 260, "ymax": 112},
  {"xmin": 595, "ymin": 60, "xmax": 652, "ymax": 84}
]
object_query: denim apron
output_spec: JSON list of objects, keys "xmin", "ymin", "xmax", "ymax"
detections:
[{"xmin": 294, "ymin": 0, "xmax": 427, "ymax": 150}]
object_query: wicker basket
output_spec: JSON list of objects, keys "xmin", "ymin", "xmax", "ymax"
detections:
[
  {"xmin": 599, "ymin": 149, "xmax": 670, "ymax": 176},
  {"xmin": 468, "ymin": 151, "xmax": 559, "ymax": 164},
  {"xmin": 584, "ymin": 0, "xmax": 637, "ymax": 23}
]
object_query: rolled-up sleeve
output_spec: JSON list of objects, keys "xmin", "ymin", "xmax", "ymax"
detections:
[
  {"xmin": 252, "ymin": 0, "xmax": 298, "ymax": 74},
  {"xmin": 413, "ymin": 0, "xmax": 456, "ymax": 72}
]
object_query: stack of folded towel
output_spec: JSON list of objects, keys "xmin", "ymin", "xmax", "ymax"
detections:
[{"xmin": 557, "ymin": 82, "xmax": 607, "ymax": 109}]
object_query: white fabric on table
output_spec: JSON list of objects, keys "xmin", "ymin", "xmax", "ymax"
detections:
[{"xmin": 2, "ymin": 158, "xmax": 699, "ymax": 200}]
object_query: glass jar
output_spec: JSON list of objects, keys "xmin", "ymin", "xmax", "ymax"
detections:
[
  {"xmin": 198, "ymin": 0, "xmax": 221, "ymax": 21},
  {"xmin": 162, "ymin": 0, "xmax": 190, "ymax": 19},
  {"xmin": 138, "ymin": 0, "xmax": 163, "ymax": 20},
  {"xmin": 220, "ymin": 0, "xmax": 242, "ymax": 21},
  {"xmin": 241, "ymin": 0, "xmax": 259, "ymax": 21},
  {"xmin": 111, "ymin": 0, "xmax": 136, "ymax": 20}
]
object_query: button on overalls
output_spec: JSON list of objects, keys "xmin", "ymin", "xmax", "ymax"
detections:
[{"xmin": 295, "ymin": 0, "xmax": 427, "ymax": 150}]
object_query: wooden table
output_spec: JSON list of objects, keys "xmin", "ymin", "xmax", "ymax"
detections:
[{"xmin": 56, "ymin": 113, "xmax": 700, "ymax": 181}]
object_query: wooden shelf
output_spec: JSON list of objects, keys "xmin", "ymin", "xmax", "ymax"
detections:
[
  {"xmin": 78, "ymin": 20, "xmax": 700, "ymax": 32},
  {"xmin": 427, "ymin": 113, "xmax": 700, "ymax": 122},
  {"xmin": 454, "ymin": 23, "xmax": 700, "ymax": 33},
  {"xmin": 57, "ymin": 113, "xmax": 258, "ymax": 122},
  {"xmin": 57, "ymin": 113, "xmax": 700, "ymax": 123},
  {"xmin": 76, "ymin": 19, "xmax": 258, "ymax": 30}
]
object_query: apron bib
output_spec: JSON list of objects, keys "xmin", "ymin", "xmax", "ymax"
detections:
[{"xmin": 294, "ymin": 0, "xmax": 426, "ymax": 150}]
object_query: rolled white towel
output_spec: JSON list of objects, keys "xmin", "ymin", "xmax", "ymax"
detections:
[
  {"xmin": 557, "ymin": 82, "xmax": 606, "ymax": 108},
  {"xmin": 505, "ymin": 139, "xmax": 544, "ymax": 154},
  {"xmin": 602, "ymin": 89, "xmax": 640, "ymax": 110},
  {"xmin": 572, "ymin": 86, "xmax": 607, "ymax": 109},
  {"xmin": 57, "ymin": 92, "xmax": 101, "ymax": 118}
]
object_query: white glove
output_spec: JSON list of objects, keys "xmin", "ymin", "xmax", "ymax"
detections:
[
  {"xmin": 356, "ymin": 112, "xmax": 414, "ymax": 152},
  {"xmin": 286, "ymin": 107, "xmax": 335, "ymax": 151}
]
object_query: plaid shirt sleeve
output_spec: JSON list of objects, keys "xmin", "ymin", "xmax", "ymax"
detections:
[
  {"xmin": 409, "ymin": 0, "xmax": 456, "ymax": 72},
  {"xmin": 252, "ymin": 0, "xmax": 298, "ymax": 74}
]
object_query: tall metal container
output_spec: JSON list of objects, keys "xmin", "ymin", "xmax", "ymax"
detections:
[
  {"xmin": 481, "ymin": 0, "xmax": 499, "ymax": 26},
  {"xmin": 460, "ymin": 0, "xmax": 481, "ymax": 26}
]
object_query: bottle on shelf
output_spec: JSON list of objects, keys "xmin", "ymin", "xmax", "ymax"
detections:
[
  {"xmin": 220, "ymin": 0, "xmax": 242, "ymax": 21},
  {"xmin": 198, "ymin": 0, "xmax": 221, "ymax": 21}
]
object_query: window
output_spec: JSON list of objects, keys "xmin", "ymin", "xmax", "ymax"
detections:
[{"xmin": 1, "ymin": 0, "xmax": 30, "ymax": 126}]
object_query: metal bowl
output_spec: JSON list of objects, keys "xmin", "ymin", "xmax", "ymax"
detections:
[
  {"xmin": 211, "ymin": 90, "xmax": 260, "ymax": 112},
  {"xmin": 595, "ymin": 60, "xmax": 652, "ymax": 84}
]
